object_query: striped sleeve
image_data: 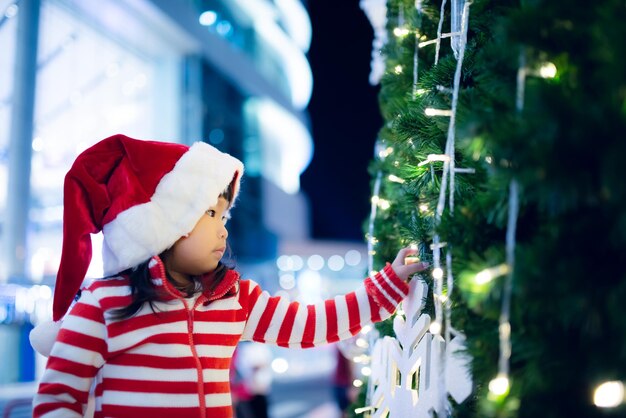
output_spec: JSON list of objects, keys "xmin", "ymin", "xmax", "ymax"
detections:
[
  {"xmin": 240, "ymin": 263, "xmax": 408, "ymax": 348},
  {"xmin": 33, "ymin": 289, "xmax": 108, "ymax": 418}
]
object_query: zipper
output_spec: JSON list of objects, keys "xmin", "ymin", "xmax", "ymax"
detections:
[
  {"xmin": 183, "ymin": 298, "xmax": 207, "ymax": 418},
  {"xmin": 158, "ymin": 260, "xmax": 207, "ymax": 417}
]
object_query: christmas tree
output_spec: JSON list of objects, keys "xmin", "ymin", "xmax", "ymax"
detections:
[{"xmin": 357, "ymin": 0, "xmax": 626, "ymax": 416}]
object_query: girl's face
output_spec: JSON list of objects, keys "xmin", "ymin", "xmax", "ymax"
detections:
[{"xmin": 164, "ymin": 197, "xmax": 230, "ymax": 278}]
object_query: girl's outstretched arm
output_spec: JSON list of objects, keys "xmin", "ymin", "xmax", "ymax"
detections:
[
  {"xmin": 33, "ymin": 289, "xmax": 107, "ymax": 417},
  {"xmin": 240, "ymin": 248, "xmax": 428, "ymax": 348}
]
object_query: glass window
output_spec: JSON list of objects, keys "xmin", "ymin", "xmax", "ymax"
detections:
[
  {"xmin": 0, "ymin": 0, "xmax": 19, "ymax": 216},
  {"xmin": 28, "ymin": 0, "xmax": 182, "ymax": 281}
]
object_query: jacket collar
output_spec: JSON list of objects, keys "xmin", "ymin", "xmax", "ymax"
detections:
[{"xmin": 146, "ymin": 255, "xmax": 239, "ymax": 302}]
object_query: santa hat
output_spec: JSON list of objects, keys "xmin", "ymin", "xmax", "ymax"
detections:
[{"xmin": 51, "ymin": 134, "xmax": 243, "ymax": 322}]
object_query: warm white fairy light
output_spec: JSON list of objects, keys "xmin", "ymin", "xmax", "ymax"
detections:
[
  {"xmin": 353, "ymin": 379, "xmax": 364, "ymax": 388},
  {"xmin": 378, "ymin": 146, "xmax": 394, "ymax": 159},
  {"xmin": 432, "ymin": 267, "xmax": 444, "ymax": 280},
  {"xmin": 429, "ymin": 321, "xmax": 442, "ymax": 335},
  {"xmin": 394, "ymin": 65, "xmax": 403, "ymax": 74},
  {"xmin": 424, "ymin": 108, "xmax": 453, "ymax": 117},
  {"xmin": 475, "ymin": 264, "xmax": 510, "ymax": 285},
  {"xmin": 354, "ymin": 406, "xmax": 374, "ymax": 414},
  {"xmin": 356, "ymin": 338, "xmax": 369, "ymax": 349},
  {"xmin": 594, "ymin": 381, "xmax": 625, "ymax": 408},
  {"xmin": 489, "ymin": 374, "xmax": 510, "ymax": 396},
  {"xmin": 388, "ymin": 174, "xmax": 405, "ymax": 183},
  {"xmin": 393, "ymin": 27, "xmax": 410, "ymax": 37},
  {"xmin": 361, "ymin": 366, "xmax": 372, "ymax": 376},
  {"xmin": 418, "ymin": 153, "xmax": 451, "ymax": 166},
  {"xmin": 419, "ymin": 203, "xmax": 429, "ymax": 212},
  {"xmin": 539, "ymin": 62, "xmax": 557, "ymax": 79},
  {"xmin": 377, "ymin": 198, "xmax": 391, "ymax": 210},
  {"xmin": 353, "ymin": 354, "xmax": 370, "ymax": 364}
]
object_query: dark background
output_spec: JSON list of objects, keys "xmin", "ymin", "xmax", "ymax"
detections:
[{"xmin": 301, "ymin": 2, "xmax": 383, "ymax": 242}]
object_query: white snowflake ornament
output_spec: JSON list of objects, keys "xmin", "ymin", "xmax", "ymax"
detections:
[{"xmin": 368, "ymin": 278, "xmax": 472, "ymax": 417}]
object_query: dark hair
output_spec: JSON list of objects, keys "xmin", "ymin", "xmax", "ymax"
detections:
[{"xmin": 110, "ymin": 176, "xmax": 238, "ymax": 320}]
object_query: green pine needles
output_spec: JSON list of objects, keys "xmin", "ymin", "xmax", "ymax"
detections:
[{"xmin": 358, "ymin": 0, "xmax": 626, "ymax": 417}]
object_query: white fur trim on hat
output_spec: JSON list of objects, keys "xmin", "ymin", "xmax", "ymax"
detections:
[{"xmin": 101, "ymin": 142, "xmax": 243, "ymax": 276}]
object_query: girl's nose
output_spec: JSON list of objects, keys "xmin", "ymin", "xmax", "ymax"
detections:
[{"xmin": 220, "ymin": 225, "xmax": 228, "ymax": 239}]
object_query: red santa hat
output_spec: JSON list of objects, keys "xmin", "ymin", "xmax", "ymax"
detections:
[{"xmin": 52, "ymin": 133, "xmax": 243, "ymax": 322}]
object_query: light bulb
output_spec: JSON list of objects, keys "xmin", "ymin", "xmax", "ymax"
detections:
[
  {"xmin": 539, "ymin": 62, "xmax": 557, "ymax": 79},
  {"xmin": 594, "ymin": 381, "xmax": 625, "ymax": 408},
  {"xmin": 360, "ymin": 325, "xmax": 372, "ymax": 335},
  {"xmin": 475, "ymin": 264, "xmax": 510, "ymax": 285},
  {"xmin": 429, "ymin": 321, "xmax": 441, "ymax": 334},
  {"xmin": 489, "ymin": 374, "xmax": 510, "ymax": 396},
  {"xmin": 356, "ymin": 338, "xmax": 369, "ymax": 348},
  {"xmin": 432, "ymin": 267, "xmax": 444, "ymax": 280},
  {"xmin": 393, "ymin": 27, "xmax": 410, "ymax": 37},
  {"xmin": 388, "ymin": 174, "xmax": 405, "ymax": 183}
]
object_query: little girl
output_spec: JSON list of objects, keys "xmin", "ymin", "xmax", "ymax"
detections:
[{"xmin": 31, "ymin": 134, "xmax": 428, "ymax": 418}]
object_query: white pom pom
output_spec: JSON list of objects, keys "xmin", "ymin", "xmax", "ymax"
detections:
[{"xmin": 30, "ymin": 320, "xmax": 62, "ymax": 357}]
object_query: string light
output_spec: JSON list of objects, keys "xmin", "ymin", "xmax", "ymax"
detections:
[
  {"xmin": 362, "ymin": 1, "xmax": 474, "ymax": 415},
  {"xmin": 353, "ymin": 379, "xmax": 364, "ymax": 388},
  {"xmin": 393, "ymin": 27, "xmax": 410, "ymax": 37},
  {"xmin": 593, "ymin": 381, "xmax": 625, "ymax": 408},
  {"xmin": 354, "ymin": 406, "xmax": 374, "ymax": 414},
  {"xmin": 388, "ymin": 174, "xmax": 405, "ymax": 183},
  {"xmin": 432, "ymin": 267, "xmax": 444, "ymax": 279},
  {"xmin": 429, "ymin": 321, "xmax": 442, "ymax": 334},
  {"xmin": 474, "ymin": 264, "xmax": 510, "ymax": 285},
  {"xmin": 539, "ymin": 62, "xmax": 557, "ymax": 79},
  {"xmin": 394, "ymin": 65, "xmax": 403, "ymax": 74},
  {"xmin": 418, "ymin": 154, "xmax": 451, "ymax": 166},
  {"xmin": 356, "ymin": 338, "xmax": 369, "ymax": 349},
  {"xmin": 424, "ymin": 108, "xmax": 453, "ymax": 117},
  {"xmin": 378, "ymin": 146, "xmax": 394, "ymax": 159},
  {"xmin": 489, "ymin": 374, "xmax": 510, "ymax": 396},
  {"xmin": 377, "ymin": 198, "xmax": 391, "ymax": 210}
]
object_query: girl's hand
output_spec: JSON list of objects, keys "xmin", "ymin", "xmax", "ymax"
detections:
[{"xmin": 391, "ymin": 247, "xmax": 430, "ymax": 282}]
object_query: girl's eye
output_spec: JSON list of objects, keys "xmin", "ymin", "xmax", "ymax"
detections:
[{"xmin": 206, "ymin": 209, "xmax": 216, "ymax": 217}]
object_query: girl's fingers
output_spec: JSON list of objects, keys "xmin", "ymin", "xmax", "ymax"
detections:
[{"xmin": 394, "ymin": 247, "xmax": 417, "ymax": 264}]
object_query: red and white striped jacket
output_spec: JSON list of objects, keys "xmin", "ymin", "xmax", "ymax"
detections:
[{"xmin": 34, "ymin": 255, "xmax": 409, "ymax": 418}]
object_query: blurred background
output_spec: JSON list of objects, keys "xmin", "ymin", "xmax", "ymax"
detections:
[{"xmin": 0, "ymin": 0, "xmax": 383, "ymax": 417}]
